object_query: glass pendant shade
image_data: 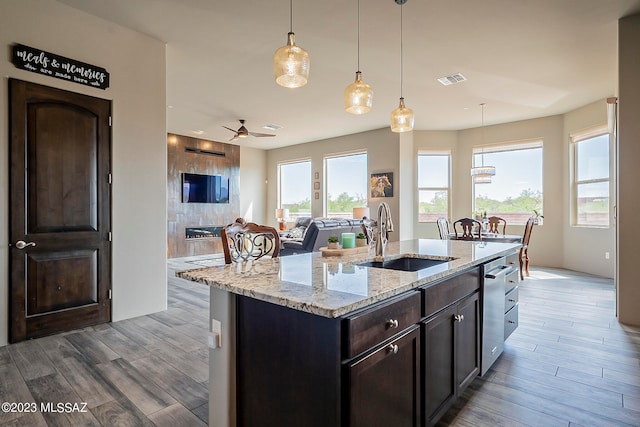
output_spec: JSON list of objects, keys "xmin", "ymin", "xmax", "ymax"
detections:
[
  {"xmin": 273, "ymin": 32, "xmax": 310, "ymax": 88},
  {"xmin": 390, "ymin": 98, "xmax": 414, "ymax": 132},
  {"xmin": 344, "ymin": 71, "xmax": 373, "ymax": 114},
  {"xmin": 473, "ymin": 175, "xmax": 493, "ymax": 184}
]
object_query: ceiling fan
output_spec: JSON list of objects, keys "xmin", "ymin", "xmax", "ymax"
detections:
[{"xmin": 222, "ymin": 119, "xmax": 275, "ymax": 141}]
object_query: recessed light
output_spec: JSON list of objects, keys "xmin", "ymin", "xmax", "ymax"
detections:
[
  {"xmin": 191, "ymin": 130, "xmax": 204, "ymax": 135},
  {"xmin": 263, "ymin": 124, "xmax": 283, "ymax": 131}
]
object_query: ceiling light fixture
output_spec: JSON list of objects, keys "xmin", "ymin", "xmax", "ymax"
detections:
[
  {"xmin": 470, "ymin": 103, "xmax": 496, "ymax": 184},
  {"xmin": 344, "ymin": 0, "xmax": 373, "ymax": 114},
  {"xmin": 273, "ymin": 0, "xmax": 310, "ymax": 88},
  {"xmin": 390, "ymin": 0, "xmax": 414, "ymax": 133}
]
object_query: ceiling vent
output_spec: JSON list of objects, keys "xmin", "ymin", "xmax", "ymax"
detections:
[{"xmin": 437, "ymin": 73, "xmax": 467, "ymax": 86}]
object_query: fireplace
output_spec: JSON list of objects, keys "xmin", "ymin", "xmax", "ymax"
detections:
[{"xmin": 185, "ymin": 226, "xmax": 223, "ymax": 240}]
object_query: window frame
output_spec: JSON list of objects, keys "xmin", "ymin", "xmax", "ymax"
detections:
[
  {"xmin": 323, "ymin": 151, "xmax": 368, "ymax": 219},
  {"xmin": 417, "ymin": 150, "xmax": 451, "ymax": 223},
  {"xmin": 277, "ymin": 159, "xmax": 312, "ymax": 221},
  {"xmin": 570, "ymin": 126, "xmax": 610, "ymax": 228},
  {"xmin": 471, "ymin": 139, "xmax": 544, "ymax": 225}
]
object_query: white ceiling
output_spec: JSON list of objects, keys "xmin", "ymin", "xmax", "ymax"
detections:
[{"xmin": 57, "ymin": 0, "xmax": 640, "ymax": 149}]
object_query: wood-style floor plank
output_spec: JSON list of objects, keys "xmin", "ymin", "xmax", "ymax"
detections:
[
  {"xmin": 95, "ymin": 358, "xmax": 177, "ymax": 415},
  {"xmin": 147, "ymin": 402, "xmax": 208, "ymax": 427}
]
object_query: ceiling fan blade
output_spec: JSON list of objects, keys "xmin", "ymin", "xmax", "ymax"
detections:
[
  {"xmin": 248, "ymin": 132, "xmax": 275, "ymax": 137},
  {"xmin": 222, "ymin": 126, "xmax": 237, "ymax": 133},
  {"xmin": 229, "ymin": 135, "xmax": 239, "ymax": 142}
]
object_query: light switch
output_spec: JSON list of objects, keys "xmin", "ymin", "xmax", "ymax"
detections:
[{"xmin": 209, "ymin": 318, "xmax": 222, "ymax": 349}]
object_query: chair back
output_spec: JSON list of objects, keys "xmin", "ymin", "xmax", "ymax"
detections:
[
  {"xmin": 436, "ymin": 217, "xmax": 450, "ymax": 240},
  {"xmin": 522, "ymin": 217, "xmax": 535, "ymax": 247},
  {"xmin": 487, "ymin": 216, "xmax": 507, "ymax": 235},
  {"xmin": 453, "ymin": 217, "xmax": 482, "ymax": 240},
  {"xmin": 221, "ymin": 218, "xmax": 281, "ymax": 264}
]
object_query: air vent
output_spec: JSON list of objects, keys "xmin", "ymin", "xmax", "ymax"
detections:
[
  {"xmin": 184, "ymin": 147, "xmax": 226, "ymax": 157},
  {"xmin": 437, "ymin": 73, "xmax": 467, "ymax": 86}
]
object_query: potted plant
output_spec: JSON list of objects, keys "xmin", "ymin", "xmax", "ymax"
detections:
[
  {"xmin": 533, "ymin": 209, "xmax": 544, "ymax": 225},
  {"xmin": 356, "ymin": 232, "xmax": 368, "ymax": 247},
  {"xmin": 327, "ymin": 235, "xmax": 340, "ymax": 249}
]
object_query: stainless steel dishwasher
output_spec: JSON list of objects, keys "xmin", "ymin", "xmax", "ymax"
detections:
[{"xmin": 481, "ymin": 257, "xmax": 514, "ymax": 375}]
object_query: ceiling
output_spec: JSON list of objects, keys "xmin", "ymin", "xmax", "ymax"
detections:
[{"xmin": 57, "ymin": 0, "xmax": 640, "ymax": 150}]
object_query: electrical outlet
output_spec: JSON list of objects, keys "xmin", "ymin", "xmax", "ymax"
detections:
[{"xmin": 605, "ymin": 251, "xmax": 610, "ymax": 260}]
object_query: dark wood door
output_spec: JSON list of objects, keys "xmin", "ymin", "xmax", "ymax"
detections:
[
  {"xmin": 455, "ymin": 292, "xmax": 480, "ymax": 393},
  {"xmin": 9, "ymin": 79, "xmax": 112, "ymax": 342},
  {"xmin": 347, "ymin": 327, "xmax": 421, "ymax": 427},
  {"xmin": 423, "ymin": 305, "xmax": 456, "ymax": 425}
]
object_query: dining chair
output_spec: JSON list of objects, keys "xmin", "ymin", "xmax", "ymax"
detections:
[
  {"xmin": 452, "ymin": 217, "xmax": 482, "ymax": 240},
  {"xmin": 519, "ymin": 217, "xmax": 535, "ymax": 280},
  {"xmin": 487, "ymin": 216, "xmax": 507, "ymax": 235},
  {"xmin": 221, "ymin": 218, "xmax": 281, "ymax": 264},
  {"xmin": 436, "ymin": 217, "xmax": 450, "ymax": 240}
]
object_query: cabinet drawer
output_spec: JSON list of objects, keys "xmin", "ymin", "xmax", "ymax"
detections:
[
  {"xmin": 504, "ymin": 304, "xmax": 518, "ymax": 340},
  {"xmin": 505, "ymin": 268, "xmax": 519, "ymax": 293},
  {"xmin": 345, "ymin": 292, "xmax": 421, "ymax": 359},
  {"xmin": 505, "ymin": 286, "xmax": 518, "ymax": 313},
  {"xmin": 423, "ymin": 267, "xmax": 480, "ymax": 317},
  {"xmin": 505, "ymin": 252, "xmax": 519, "ymax": 269}
]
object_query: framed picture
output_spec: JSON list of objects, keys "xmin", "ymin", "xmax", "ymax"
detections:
[
  {"xmin": 370, "ymin": 172, "xmax": 394, "ymax": 198},
  {"xmin": 314, "ymin": 182, "xmax": 320, "ymax": 190},
  {"xmin": 314, "ymin": 172, "xmax": 319, "ymax": 180},
  {"xmin": 314, "ymin": 191, "xmax": 319, "ymax": 199}
]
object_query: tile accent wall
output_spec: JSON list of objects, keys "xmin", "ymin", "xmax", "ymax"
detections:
[{"xmin": 167, "ymin": 133, "xmax": 240, "ymax": 258}]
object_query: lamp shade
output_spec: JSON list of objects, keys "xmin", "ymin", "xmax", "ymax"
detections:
[
  {"xmin": 273, "ymin": 32, "xmax": 310, "ymax": 88},
  {"xmin": 344, "ymin": 72, "xmax": 373, "ymax": 114},
  {"xmin": 390, "ymin": 98, "xmax": 414, "ymax": 132},
  {"xmin": 353, "ymin": 207, "xmax": 370, "ymax": 219},
  {"xmin": 275, "ymin": 208, "xmax": 289, "ymax": 219}
]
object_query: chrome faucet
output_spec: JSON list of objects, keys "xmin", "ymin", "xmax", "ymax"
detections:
[{"xmin": 375, "ymin": 202, "xmax": 394, "ymax": 257}]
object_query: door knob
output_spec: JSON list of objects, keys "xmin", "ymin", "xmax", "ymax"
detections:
[{"xmin": 14, "ymin": 240, "xmax": 36, "ymax": 250}]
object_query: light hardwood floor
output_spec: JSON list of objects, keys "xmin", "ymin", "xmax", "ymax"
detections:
[{"xmin": 1, "ymin": 262, "xmax": 639, "ymax": 426}]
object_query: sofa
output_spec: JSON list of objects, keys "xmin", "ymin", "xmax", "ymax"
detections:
[{"xmin": 279, "ymin": 218, "xmax": 364, "ymax": 256}]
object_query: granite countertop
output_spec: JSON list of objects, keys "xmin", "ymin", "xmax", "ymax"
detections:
[{"xmin": 175, "ymin": 239, "xmax": 521, "ymax": 318}]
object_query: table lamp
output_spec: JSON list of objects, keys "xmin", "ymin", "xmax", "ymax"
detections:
[
  {"xmin": 275, "ymin": 208, "xmax": 289, "ymax": 231},
  {"xmin": 352, "ymin": 207, "xmax": 370, "ymax": 220}
]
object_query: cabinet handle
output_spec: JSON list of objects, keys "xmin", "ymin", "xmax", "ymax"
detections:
[
  {"xmin": 507, "ymin": 320, "xmax": 516, "ymax": 324},
  {"xmin": 508, "ymin": 299, "xmax": 516, "ymax": 302},
  {"xmin": 386, "ymin": 319, "xmax": 399, "ymax": 329},
  {"xmin": 387, "ymin": 344, "xmax": 399, "ymax": 354},
  {"xmin": 454, "ymin": 314, "xmax": 464, "ymax": 322}
]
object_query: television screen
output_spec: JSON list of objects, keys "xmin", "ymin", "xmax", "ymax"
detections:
[{"xmin": 182, "ymin": 173, "xmax": 230, "ymax": 203}]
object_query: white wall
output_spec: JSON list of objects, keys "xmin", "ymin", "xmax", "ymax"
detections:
[
  {"xmin": 563, "ymin": 100, "xmax": 614, "ymax": 278},
  {"xmin": 240, "ymin": 146, "xmax": 267, "ymax": 224},
  {"xmin": 0, "ymin": 0, "xmax": 167, "ymax": 345},
  {"xmin": 266, "ymin": 128, "xmax": 401, "ymax": 239}
]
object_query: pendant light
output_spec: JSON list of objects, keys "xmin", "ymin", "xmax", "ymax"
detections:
[
  {"xmin": 344, "ymin": 0, "xmax": 373, "ymax": 114},
  {"xmin": 470, "ymin": 103, "xmax": 496, "ymax": 184},
  {"xmin": 273, "ymin": 0, "xmax": 310, "ymax": 88},
  {"xmin": 390, "ymin": 0, "xmax": 414, "ymax": 132}
]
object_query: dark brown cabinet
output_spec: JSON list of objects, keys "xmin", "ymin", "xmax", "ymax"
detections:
[
  {"xmin": 421, "ymin": 269, "xmax": 480, "ymax": 426},
  {"xmin": 347, "ymin": 327, "xmax": 421, "ymax": 427},
  {"xmin": 235, "ymin": 266, "xmax": 482, "ymax": 427}
]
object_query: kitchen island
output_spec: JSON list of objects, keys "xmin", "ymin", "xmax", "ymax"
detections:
[{"xmin": 176, "ymin": 238, "xmax": 520, "ymax": 427}]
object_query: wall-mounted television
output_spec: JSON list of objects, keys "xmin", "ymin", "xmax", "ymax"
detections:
[{"xmin": 182, "ymin": 172, "xmax": 230, "ymax": 203}]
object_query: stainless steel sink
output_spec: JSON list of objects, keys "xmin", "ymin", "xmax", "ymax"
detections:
[{"xmin": 358, "ymin": 256, "xmax": 454, "ymax": 272}]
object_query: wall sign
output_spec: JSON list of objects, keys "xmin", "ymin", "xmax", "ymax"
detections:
[{"xmin": 11, "ymin": 44, "xmax": 110, "ymax": 90}]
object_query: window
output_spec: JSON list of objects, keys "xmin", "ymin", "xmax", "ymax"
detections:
[
  {"xmin": 572, "ymin": 128, "xmax": 610, "ymax": 227},
  {"xmin": 325, "ymin": 152, "xmax": 368, "ymax": 218},
  {"xmin": 418, "ymin": 151, "xmax": 450, "ymax": 222},
  {"xmin": 278, "ymin": 160, "xmax": 312, "ymax": 221},
  {"xmin": 473, "ymin": 140, "xmax": 543, "ymax": 225}
]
